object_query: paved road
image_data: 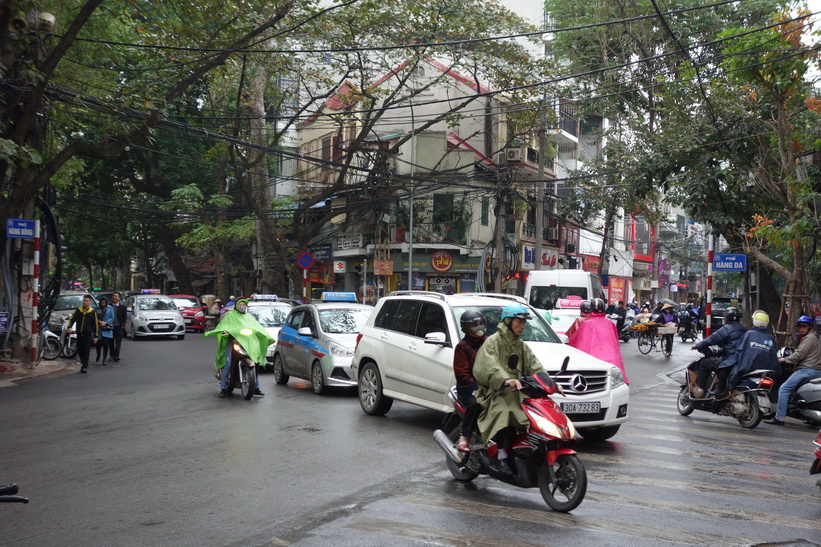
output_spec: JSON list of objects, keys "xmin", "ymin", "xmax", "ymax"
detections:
[{"xmin": 0, "ymin": 333, "xmax": 818, "ymax": 546}]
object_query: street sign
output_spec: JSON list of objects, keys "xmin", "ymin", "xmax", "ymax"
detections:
[
  {"xmin": 6, "ymin": 218, "xmax": 35, "ymax": 239},
  {"xmin": 0, "ymin": 311, "xmax": 8, "ymax": 332},
  {"xmin": 713, "ymin": 253, "xmax": 747, "ymax": 272},
  {"xmin": 296, "ymin": 252, "xmax": 314, "ymax": 270}
]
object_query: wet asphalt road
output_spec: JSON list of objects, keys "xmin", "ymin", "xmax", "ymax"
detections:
[{"xmin": 0, "ymin": 333, "xmax": 819, "ymax": 546}]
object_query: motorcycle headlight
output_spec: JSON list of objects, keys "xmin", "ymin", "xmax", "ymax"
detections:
[
  {"xmin": 232, "ymin": 342, "xmax": 247, "ymax": 355},
  {"xmin": 610, "ymin": 367, "xmax": 625, "ymax": 389},
  {"xmin": 527, "ymin": 410, "xmax": 575, "ymax": 440},
  {"xmin": 329, "ymin": 342, "xmax": 354, "ymax": 358}
]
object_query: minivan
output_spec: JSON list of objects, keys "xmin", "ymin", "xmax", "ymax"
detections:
[{"xmin": 525, "ymin": 270, "xmax": 605, "ymax": 310}]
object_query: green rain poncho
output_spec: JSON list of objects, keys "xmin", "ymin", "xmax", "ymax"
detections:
[{"xmin": 204, "ymin": 306, "xmax": 275, "ymax": 371}]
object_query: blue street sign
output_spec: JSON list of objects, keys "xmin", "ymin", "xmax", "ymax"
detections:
[
  {"xmin": 0, "ymin": 311, "xmax": 8, "ymax": 332},
  {"xmin": 713, "ymin": 253, "xmax": 747, "ymax": 272},
  {"xmin": 296, "ymin": 252, "xmax": 314, "ymax": 269},
  {"xmin": 6, "ymin": 218, "xmax": 35, "ymax": 239}
]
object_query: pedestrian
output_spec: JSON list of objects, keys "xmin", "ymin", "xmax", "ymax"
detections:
[
  {"xmin": 110, "ymin": 292, "xmax": 126, "ymax": 362},
  {"xmin": 210, "ymin": 298, "xmax": 222, "ymax": 316},
  {"xmin": 94, "ymin": 297, "xmax": 115, "ymax": 366},
  {"xmin": 66, "ymin": 295, "xmax": 98, "ymax": 373}
]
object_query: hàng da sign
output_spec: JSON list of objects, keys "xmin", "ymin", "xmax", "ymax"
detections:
[{"xmin": 713, "ymin": 253, "xmax": 747, "ymax": 272}]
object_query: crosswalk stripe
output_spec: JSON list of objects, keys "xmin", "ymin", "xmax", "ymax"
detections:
[
  {"xmin": 631, "ymin": 414, "xmax": 811, "ymax": 446},
  {"xmin": 582, "ymin": 452, "xmax": 809, "ymax": 484},
  {"xmin": 587, "ymin": 438, "xmax": 810, "ymax": 470},
  {"xmin": 584, "ymin": 491, "xmax": 821, "ymax": 531},
  {"xmin": 401, "ymin": 494, "xmax": 752, "ymax": 545},
  {"xmin": 588, "ymin": 470, "xmax": 812, "ymax": 503},
  {"xmin": 345, "ymin": 517, "xmax": 550, "ymax": 547}
]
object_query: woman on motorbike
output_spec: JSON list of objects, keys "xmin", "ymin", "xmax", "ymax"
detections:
[{"xmin": 453, "ymin": 309, "xmax": 487, "ymax": 453}]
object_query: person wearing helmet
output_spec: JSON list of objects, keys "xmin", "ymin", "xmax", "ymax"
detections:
[
  {"xmin": 568, "ymin": 295, "xmax": 629, "ymax": 383},
  {"xmin": 713, "ymin": 310, "xmax": 780, "ymax": 398},
  {"xmin": 473, "ymin": 303, "xmax": 544, "ymax": 476},
  {"xmin": 688, "ymin": 307, "xmax": 747, "ymax": 397},
  {"xmin": 564, "ymin": 300, "xmax": 591, "ymax": 339},
  {"xmin": 205, "ymin": 297, "xmax": 270, "ymax": 398},
  {"xmin": 453, "ymin": 309, "xmax": 488, "ymax": 453},
  {"xmin": 765, "ymin": 315, "xmax": 821, "ymax": 425}
]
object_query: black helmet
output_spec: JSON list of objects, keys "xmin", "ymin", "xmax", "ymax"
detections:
[
  {"xmin": 724, "ymin": 307, "xmax": 739, "ymax": 323},
  {"xmin": 579, "ymin": 300, "xmax": 592, "ymax": 314},
  {"xmin": 460, "ymin": 309, "xmax": 487, "ymax": 337},
  {"xmin": 590, "ymin": 298, "xmax": 606, "ymax": 313}
]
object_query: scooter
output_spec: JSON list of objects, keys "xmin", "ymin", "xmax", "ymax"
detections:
[
  {"xmin": 212, "ymin": 329, "xmax": 258, "ymax": 400},
  {"xmin": 811, "ymin": 430, "xmax": 821, "ymax": 494},
  {"xmin": 770, "ymin": 351, "xmax": 821, "ymax": 426},
  {"xmin": 677, "ymin": 316, "xmax": 698, "ymax": 343},
  {"xmin": 433, "ymin": 356, "xmax": 587, "ymax": 512},
  {"xmin": 39, "ymin": 321, "xmax": 62, "ymax": 361},
  {"xmin": 677, "ymin": 362, "xmax": 775, "ymax": 429},
  {"xmin": 59, "ymin": 317, "xmax": 78, "ymax": 359}
]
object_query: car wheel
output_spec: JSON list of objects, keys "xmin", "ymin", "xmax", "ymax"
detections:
[
  {"xmin": 273, "ymin": 353, "xmax": 289, "ymax": 385},
  {"xmin": 577, "ymin": 424, "xmax": 620, "ymax": 441},
  {"xmin": 311, "ymin": 361, "xmax": 326, "ymax": 395},
  {"xmin": 358, "ymin": 362, "xmax": 393, "ymax": 416}
]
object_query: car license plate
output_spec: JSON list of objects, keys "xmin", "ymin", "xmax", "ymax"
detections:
[
  {"xmin": 154, "ymin": 324, "xmax": 170, "ymax": 330},
  {"xmin": 561, "ymin": 402, "xmax": 600, "ymax": 414},
  {"xmin": 185, "ymin": 318, "xmax": 193, "ymax": 324}
]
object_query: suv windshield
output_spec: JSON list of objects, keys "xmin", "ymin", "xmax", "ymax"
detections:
[
  {"xmin": 452, "ymin": 305, "xmax": 561, "ymax": 343},
  {"xmin": 136, "ymin": 297, "xmax": 176, "ymax": 311},
  {"xmin": 248, "ymin": 304, "xmax": 291, "ymax": 327},
  {"xmin": 319, "ymin": 309, "xmax": 370, "ymax": 334}
]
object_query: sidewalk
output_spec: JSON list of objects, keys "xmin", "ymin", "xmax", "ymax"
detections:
[{"xmin": 0, "ymin": 358, "xmax": 78, "ymax": 388}]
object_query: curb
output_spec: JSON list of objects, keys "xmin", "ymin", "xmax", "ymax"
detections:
[{"xmin": 0, "ymin": 359, "xmax": 76, "ymax": 388}]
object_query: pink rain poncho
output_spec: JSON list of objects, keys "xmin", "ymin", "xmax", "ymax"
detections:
[{"xmin": 568, "ymin": 313, "xmax": 629, "ymax": 383}]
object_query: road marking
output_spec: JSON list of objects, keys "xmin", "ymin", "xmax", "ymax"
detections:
[
  {"xmin": 584, "ymin": 491, "xmax": 821, "ymax": 531},
  {"xmin": 345, "ymin": 517, "xmax": 550, "ymax": 547},
  {"xmin": 588, "ymin": 471, "xmax": 813, "ymax": 504},
  {"xmin": 401, "ymin": 494, "xmax": 751, "ymax": 545},
  {"xmin": 631, "ymin": 414, "xmax": 810, "ymax": 446},
  {"xmin": 583, "ymin": 452, "xmax": 809, "ymax": 484}
]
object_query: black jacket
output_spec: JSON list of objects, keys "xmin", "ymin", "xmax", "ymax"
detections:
[
  {"xmin": 111, "ymin": 302, "xmax": 127, "ymax": 328},
  {"xmin": 69, "ymin": 306, "xmax": 99, "ymax": 337}
]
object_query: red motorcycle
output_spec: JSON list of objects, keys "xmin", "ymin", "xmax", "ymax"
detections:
[
  {"xmin": 433, "ymin": 357, "xmax": 587, "ymax": 512},
  {"xmin": 812, "ymin": 430, "xmax": 821, "ymax": 494}
]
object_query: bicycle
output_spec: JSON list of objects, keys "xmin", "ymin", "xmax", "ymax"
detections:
[{"xmin": 634, "ymin": 322, "xmax": 676, "ymax": 357}]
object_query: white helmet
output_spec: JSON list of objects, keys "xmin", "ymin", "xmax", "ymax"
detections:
[{"xmin": 752, "ymin": 310, "xmax": 769, "ymax": 328}]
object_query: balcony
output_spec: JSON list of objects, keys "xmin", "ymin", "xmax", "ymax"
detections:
[{"xmin": 505, "ymin": 145, "xmax": 555, "ymax": 178}]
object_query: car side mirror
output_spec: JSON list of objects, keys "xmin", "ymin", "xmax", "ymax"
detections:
[
  {"xmin": 424, "ymin": 332, "xmax": 448, "ymax": 346},
  {"xmin": 297, "ymin": 326, "xmax": 314, "ymax": 337}
]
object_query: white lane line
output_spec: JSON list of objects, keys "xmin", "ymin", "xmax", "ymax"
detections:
[{"xmin": 345, "ymin": 517, "xmax": 551, "ymax": 547}]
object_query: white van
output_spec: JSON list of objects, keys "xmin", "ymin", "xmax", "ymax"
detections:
[{"xmin": 526, "ymin": 270, "xmax": 605, "ymax": 310}]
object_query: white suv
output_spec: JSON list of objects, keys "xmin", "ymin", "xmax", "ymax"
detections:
[{"xmin": 351, "ymin": 292, "xmax": 629, "ymax": 441}]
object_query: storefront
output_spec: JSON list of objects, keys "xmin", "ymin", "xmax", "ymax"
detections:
[{"xmin": 390, "ymin": 250, "xmax": 482, "ymax": 294}]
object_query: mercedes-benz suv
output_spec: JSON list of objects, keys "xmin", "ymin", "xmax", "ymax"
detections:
[{"xmin": 351, "ymin": 292, "xmax": 629, "ymax": 441}]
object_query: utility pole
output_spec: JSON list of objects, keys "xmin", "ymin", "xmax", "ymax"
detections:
[
  {"xmin": 535, "ymin": 15, "xmax": 550, "ymax": 273},
  {"xmin": 494, "ymin": 173, "xmax": 508, "ymax": 292}
]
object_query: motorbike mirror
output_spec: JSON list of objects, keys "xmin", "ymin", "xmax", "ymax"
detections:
[
  {"xmin": 560, "ymin": 356, "xmax": 569, "ymax": 373},
  {"xmin": 239, "ymin": 328, "xmax": 253, "ymax": 336},
  {"xmin": 508, "ymin": 354, "xmax": 519, "ymax": 370}
]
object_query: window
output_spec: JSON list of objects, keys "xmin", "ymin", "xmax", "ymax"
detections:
[
  {"xmin": 286, "ymin": 310, "xmax": 304, "ymax": 330},
  {"xmin": 433, "ymin": 193, "xmax": 454, "ymax": 223},
  {"xmin": 391, "ymin": 301, "xmax": 420, "ymax": 335},
  {"xmin": 321, "ymin": 137, "xmax": 332, "ymax": 162},
  {"xmin": 481, "ymin": 196, "xmax": 489, "ymax": 226},
  {"xmin": 374, "ymin": 300, "xmax": 399, "ymax": 329},
  {"xmin": 414, "ymin": 302, "xmax": 449, "ymax": 341},
  {"xmin": 319, "ymin": 308, "xmax": 371, "ymax": 333}
]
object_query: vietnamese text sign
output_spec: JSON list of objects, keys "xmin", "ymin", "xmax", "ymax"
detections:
[
  {"xmin": 6, "ymin": 218, "xmax": 34, "ymax": 239},
  {"xmin": 713, "ymin": 253, "xmax": 747, "ymax": 272}
]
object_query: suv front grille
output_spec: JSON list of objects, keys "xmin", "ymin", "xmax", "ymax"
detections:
[{"xmin": 553, "ymin": 370, "xmax": 609, "ymax": 394}]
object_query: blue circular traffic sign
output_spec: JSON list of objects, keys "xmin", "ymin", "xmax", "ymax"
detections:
[{"xmin": 296, "ymin": 252, "xmax": 314, "ymax": 269}]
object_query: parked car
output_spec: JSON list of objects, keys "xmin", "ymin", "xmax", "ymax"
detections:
[
  {"xmin": 351, "ymin": 291, "xmax": 630, "ymax": 441},
  {"xmin": 246, "ymin": 295, "xmax": 297, "ymax": 371},
  {"xmin": 169, "ymin": 294, "xmax": 207, "ymax": 332},
  {"xmin": 125, "ymin": 294, "xmax": 185, "ymax": 340},
  {"xmin": 48, "ymin": 291, "xmax": 97, "ymax": 332},
  {"xmin": 701, "ymin": 297, "xmax": 742, "ymax": 329},
  {"xmin": 272, "ymin": 292, "xmax": 373, "ymax": 395}
]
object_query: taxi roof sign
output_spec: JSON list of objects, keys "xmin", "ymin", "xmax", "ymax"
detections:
[
  {"xmin": 321, "ymin": 292, "xmax": 358, "ymax": 302},
  {"xmin": 252, "ymin": 294, "xmax": 278, "ymax": 301},
  {"xmin": 141, "ymin": 288, "xmax": 161, "ymax": 294},
  {"xmin": 555, "ymin": 296, "xmax": 583, "ymax": 309}
]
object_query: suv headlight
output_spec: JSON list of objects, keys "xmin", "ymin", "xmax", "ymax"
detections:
[
  {"xmin": 610, "ymin": 367, "xmax": 625, "ymax": 389},
  {"xmin": 329, "ymin": 342, "xmax": 353, "ymax": 358}
]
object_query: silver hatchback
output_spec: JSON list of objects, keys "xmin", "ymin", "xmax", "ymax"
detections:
[{"xmin": 125, "ymin": 294, "xmax": 186, "ymax": 340}]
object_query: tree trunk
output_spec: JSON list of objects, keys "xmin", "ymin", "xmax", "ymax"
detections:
[{"xmin": 158, "ymin": 228, "xmax": 193, "ymax": 294}]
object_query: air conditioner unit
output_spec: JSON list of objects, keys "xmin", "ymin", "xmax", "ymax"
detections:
[
  {"xmin": 506, "ymin": 148, "xmax": 522, "ymax": 162},
  {"xmin": 546, "ymin": 227, "xmax": 558, "ymax": 240}
]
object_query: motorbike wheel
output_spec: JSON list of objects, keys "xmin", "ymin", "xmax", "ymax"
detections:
[
  {"xmin": 676, "ymin": 385, "xmax": 695, "ymax": 416},
  {"xmin": 445, "ymin": 427, "xmax": 478, "ymax": 482},
  {"xmin": 736, "ymin": 393, "xmax": 763, "ymax": 429},
  {"xmin": 272, "ymin": 353, "xmax": 289, "ymax": 385},
  {"xmin": 637, "ymin": 333, "xmax": 652, "ymax": 355},
  {"xmin": 358, "ymin": 362, "xmax": 393, "ymax": 416},
  {"xmin": 241, "ymin": 366, "xmax": 256, "ymax": 400},
  {"xmin": 43, "ymin": 337, "xmax": 62, "ymax": 360},
  {"xmin": 311, "ymin": 361, "xmax": 326, "ymax": 395},
  {"xmin": 62, "ymin": 338, "xmax": 78, "ymax": 359},
  {"xmin": 538, "ymin": 454, "xmax": 587, "ymax": 512}
]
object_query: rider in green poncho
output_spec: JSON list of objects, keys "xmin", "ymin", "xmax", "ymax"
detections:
[{"xmin": 204, "ymin": 297, "xmax": 274, "ymax": 398}]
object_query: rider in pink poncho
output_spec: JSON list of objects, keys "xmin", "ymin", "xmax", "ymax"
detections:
[{"xmin": 568, "ymin": 297, "xmax": 629, "ymax": 384}]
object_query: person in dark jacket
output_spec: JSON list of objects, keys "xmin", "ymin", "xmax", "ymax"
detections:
[
  {"xmin": 689, "ymin": 307, "xmax": 746, "ymax": 396},
  {"xmin": 110, "ymin": 292, "xmax": 127, "ymax": 362},
  {"xmin": 719, "ymin": 310, "xmax": 780, "ymax": 397},
  {"xmin": 766, "ymin": 315, "xmax": 821, "ymax": 425},
  {"xmin": 66, "ymin": 295, "xmax": 99, "ymax": 373},
  {"xmin": 453, "ymin": 309, "xmax": 488, "ymax": 453}
]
